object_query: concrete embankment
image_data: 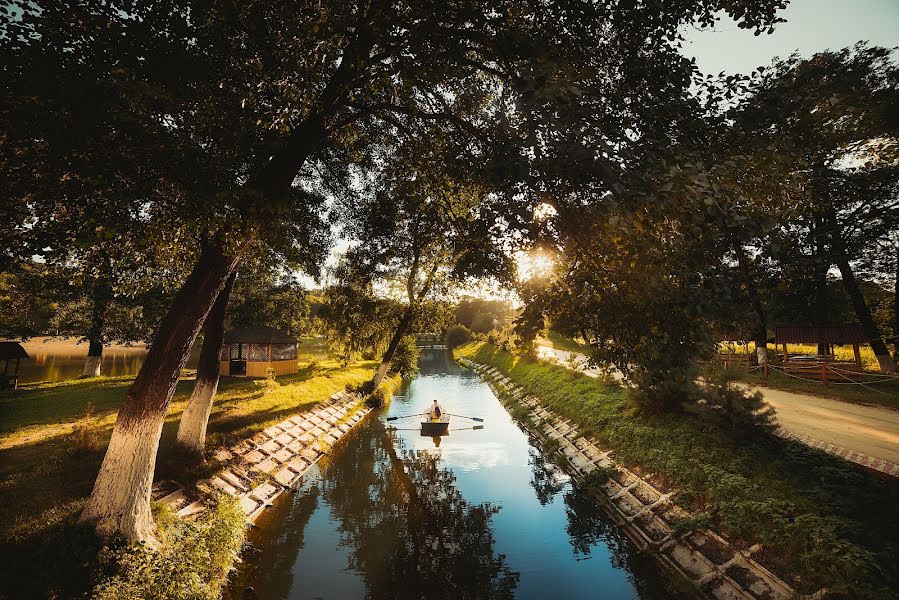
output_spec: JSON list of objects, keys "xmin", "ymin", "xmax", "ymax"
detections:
[
  {"xmin": 151, "ymin": 390, "xmax": 371, "ymax": 523},
  {"xmin": 460, "ymin": 358, "xmax": 818, "ymax": 600}
]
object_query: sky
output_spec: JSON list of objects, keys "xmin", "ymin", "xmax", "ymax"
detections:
[{"xmin": 681, "ymin": 0, "xmax": 899, "ymax": 76}]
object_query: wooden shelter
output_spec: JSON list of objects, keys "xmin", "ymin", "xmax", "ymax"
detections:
[
  {"xmin": 0, "ymin": 341, "xmax": 29, "ymax": 390},
  {"xmin": 773, "ymin": 324, "xmax": 866, "ymax": 368},
  {"xmin": 219, "ymin": 327, "xmax": 298, "ymax": 377}
]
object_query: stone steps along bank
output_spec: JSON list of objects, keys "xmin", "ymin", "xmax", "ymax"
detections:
[
  {"xmin": 458, "ymin": 358, "xmax": 823, "ymax": 600},
  {"xmin": 151, "ymin": 390, "xmax": 371, "ymax": 524}
]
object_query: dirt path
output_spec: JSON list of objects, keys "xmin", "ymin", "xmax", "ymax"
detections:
[
  {"xmin": 537, "ymin": 345, "xmax": 899, "ymax": 468},
  {"xmin": 536, "ymin": 345, "xmax": 613, "ymax": 379},
  {"xmin": 737, "ymin": 383, "xmax": 899, "ymax": 465}
]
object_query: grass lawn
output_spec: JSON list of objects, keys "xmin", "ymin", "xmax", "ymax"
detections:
[
  {"xmin": 0, "ymin": 359, "xmax": 376, "ymax": 600},
  {"xmin": 457, "ymin": 342, "xmax": 899, "ymax": 599}
]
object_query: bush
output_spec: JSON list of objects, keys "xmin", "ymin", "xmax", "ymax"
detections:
[
  {"xmin": 392, "ymin": 335, "xmax": 420, "ymax": 377},
  {"xmin": 698, "ymin": 370, "xmax": 776, "ymax": 438},
  {"xmin": 444, "ymin": 324, "xmax": 472, "ymax": 349},
  {"xmin": 253, "ymin": 368, "xmax": 280, "ymax": 395},
  {"xmin": 366, "ymin": 374, "xmax": 401, "ymax": 408},
  {"xmin": 91, "ymin": 495, "xmax": 245, "ymax": 600},
  {"xmin": 69, "ymin": 402, "xmax": 104, "ymax": 454}
]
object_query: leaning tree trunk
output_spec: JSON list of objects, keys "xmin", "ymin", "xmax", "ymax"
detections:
[
  {"xmin": 830, "ymin": 225, "xmax": 897, "ymax": 373},
  {"xmin": 894, "ymin": 241, "xmax": 899, "ymax": 359},
  {"xmin": 370, "ymin": 307, "xmax": 414, "ymax": 390},
  {"xmin": 82, "ymin": 285, "xmax": 110, "ymax": 377},
  {"xmin": 176, "ymin": 272, "xmax": 236, "ymax": 457},
  {"xmin": 79, "ymin": 240, "xmax": 241, "ymax": 543},
  {"xmin": 735, "ymin": 244, "xmax": 769, "ymax": 366},
  {"xmin": 811, "ymin": 219, "xmax": 831, "ymax": 355}
]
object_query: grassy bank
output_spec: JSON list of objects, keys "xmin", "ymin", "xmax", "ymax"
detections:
[
  {"xmin": 457, "ymin": 342, "xmax": 899, "ymax": 598},
  {"xmin": 0, "ymin": 359, "xmax": 376, "ymax": 600}
]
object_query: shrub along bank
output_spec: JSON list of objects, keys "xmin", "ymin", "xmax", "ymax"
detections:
[{"xmin": 456, "ymin": 342, "xmax": 899, "ymax": 599}]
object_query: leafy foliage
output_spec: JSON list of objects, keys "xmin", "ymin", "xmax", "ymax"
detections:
[
  {"xmin": 91, "ymin": 496, "xmax": 245, "ymax": 600},
  {"xmin": 391, "ymin": 336, "xmax": 420, "ymax": 378},
  {"xmin": 445, "ymin": 324, "xmax": 473, "ymax": 349},
  {"xmin": 697, "ymin": 370, "xmax": 777, "ymax": 438}
]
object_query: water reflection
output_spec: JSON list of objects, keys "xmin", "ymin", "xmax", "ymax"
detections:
[
  {"xmin": 18, "ymin": 338, "xmax": 152, "ymax": 383},
  {"xmin": 227, "ymin": 349, "xmax": 678, "ymax": 599},
  {"xmin": 323, "ymin": 427, "xmax": 519, "ymax": 598},
  {"xmin": 14, "ymin": 337, "xmax": 330, "ymax": 383}
]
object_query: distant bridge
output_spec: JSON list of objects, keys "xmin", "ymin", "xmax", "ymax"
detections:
[{"xmin": 413, "ymin": 333, "xmax": 445, "ymax": 348}]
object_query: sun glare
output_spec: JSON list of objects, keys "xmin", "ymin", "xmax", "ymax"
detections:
[{"xmin": 516, "ymin": 250, "xmax": 555, "ymax": 281}]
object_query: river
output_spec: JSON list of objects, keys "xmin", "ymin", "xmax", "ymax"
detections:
[{"xmin": 225, "ymin": 348, "xmax": 678, "ymax": 599}]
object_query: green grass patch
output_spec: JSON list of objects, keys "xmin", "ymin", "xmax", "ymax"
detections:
[
  {"xmin": 0, "ymin": 359, "xmax": 376, "ymax": 599},
  {"xmin": 456, "ymin": 342, "xmax": 899, "ymax": 598}
]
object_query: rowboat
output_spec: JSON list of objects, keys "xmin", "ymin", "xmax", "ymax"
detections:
[{"xmin": 420, "ymin": 416, "xmax": 450, "ymax": 436}]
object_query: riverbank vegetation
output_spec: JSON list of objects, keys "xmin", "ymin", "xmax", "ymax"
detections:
[
  {"xmin": 457, "ymin": 342, "xmax": 899, "ymax": 598},
  {"xmin": 0, "ymin": 360, "xmax": 375, "ymax": 599}
]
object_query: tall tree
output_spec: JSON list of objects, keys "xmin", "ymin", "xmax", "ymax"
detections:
[
  {"xmin": 4, "ymin": 0, "xmax": 787, "ymax": 542},
  {"xmin": 736, "ymin": 45, "xmax": 899, "ymax": 371}
]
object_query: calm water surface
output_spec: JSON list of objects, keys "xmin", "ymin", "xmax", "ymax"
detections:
[{"xmin": 226, "ymin": 349, "xmax": 678, "ymax": 600}]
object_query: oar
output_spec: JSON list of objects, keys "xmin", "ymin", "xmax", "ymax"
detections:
[
  {"xmin": 385, "ymin": 413, "xmax": 426, "ymax": 422},
  {"xmin": 445, "ymin": 413, "xmax": 484, "ymax": 422}
]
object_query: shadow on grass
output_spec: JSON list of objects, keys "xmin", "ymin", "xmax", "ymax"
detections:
[{"xmin": 0, "ymin": 361, "xmax": 375, "ymax": 599}]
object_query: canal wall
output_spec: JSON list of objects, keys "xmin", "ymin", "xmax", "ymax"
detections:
[
  {"xmin": 150, "ymin": 390, "xmax": 372, "ymax": 524},
  {"xmin": 459, "ymin": 358, "xmax": 821, "ymax": 600}
]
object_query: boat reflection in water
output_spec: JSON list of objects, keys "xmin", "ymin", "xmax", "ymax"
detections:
[{"xmin": 227, "ymin": 348, "xmax": 680, "ymax": 599}]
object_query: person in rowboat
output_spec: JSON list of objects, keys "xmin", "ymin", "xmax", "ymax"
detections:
[{"xmin": 428, "ymin": 399, "xmax": 444, "ymax": 422}]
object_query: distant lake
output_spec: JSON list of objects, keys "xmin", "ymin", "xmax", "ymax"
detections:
[
  {"xmin": 16, "ymin": 337, "xmax": 171, "ymax": 384},
  {"xmin": 14, "ymin": 336, "xmax": 330, "ymax": 384}
]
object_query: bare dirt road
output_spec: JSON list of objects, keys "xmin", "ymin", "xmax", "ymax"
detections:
[
  {"xmin": 537, "ymin": 344, "xmax": 899, "ymax": 467},
  {"xmin": 738, "ymin": 383, "xmax": 899, "ymax": 465}
]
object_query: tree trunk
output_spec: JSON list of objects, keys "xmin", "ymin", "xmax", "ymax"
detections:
[
  {"xmin": 370, "ymin": 307, "xmax": 414, "ymax": 390},
  {"xmin": 82, "ymin": 340, "xmax": 103, "ymax": 378},
  {"xmin": 811, "ymin": 219, "xmax": 830, "ymax": 355},
  {"xmin": 829, "ymin": 222, "xmax": 897, "ymax": 372},
  {"xmin": 176, "ymin": 271, "xmax": 236, "ymax": 457},
  {"xmin": 79, "ymin": 240, "xmax": 241, "ymax": 543},
  {"xmin": 82, "ymin": 285, "xmax": 110, "ymax": 377},
  {"xmin": 894, "ymin": 241, "xmax": 899, "ymax": 358},
  {"xmin": 735, "ymin": 244, "xmax": 768, "ymax": 366}
]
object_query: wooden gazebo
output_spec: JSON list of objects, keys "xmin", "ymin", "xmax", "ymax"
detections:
[
  {"xmin": 219, "ymin": 327, "xmax": 299, "ymax": 378},
  {"xmin": 774, "ymin": 324, "xmax": 866, "ymax": 368},
  {"xmin": 0, "ymin": 341, "xmax": 29, "ymax": 390}
]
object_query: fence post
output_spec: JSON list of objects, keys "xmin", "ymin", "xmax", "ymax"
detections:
[
  {"xmin": 821, "ymin": 363, "xmax": 827, "ymax": 386},
  {"xmin": 764, "ymin": 362, "xmax": 769, "ymax": 379}
]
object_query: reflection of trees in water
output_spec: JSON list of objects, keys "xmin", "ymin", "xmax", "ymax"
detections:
[
  {"xmin": 564, "ymin": 489, "xmax": 686, "ymax": 599},
  {"xmin": 226, "ymin": 486, "xmax": 319, "ymax": 600},
  {"xmin": 528, "ymin": 444, "xmax": 567, "ymax": 506},
  {"xmin": 320, "ymin": 422, "xmax": 519, "ymax": 599},
  {"xmin": 526, "ymin": 433, "xmax": 681, "ymax": 599}
]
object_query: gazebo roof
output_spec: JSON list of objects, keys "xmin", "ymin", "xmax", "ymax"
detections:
[
  {"xmin": 223, "ymin": 327, "xmax": 297, "ymax": 345},
  {"xmin": 774, "ymin": 324, "xmax": 866, "ymax": 345},
  {"xmin": 0, "ymin": 341, "xmax": 29, "ymax": 360}
]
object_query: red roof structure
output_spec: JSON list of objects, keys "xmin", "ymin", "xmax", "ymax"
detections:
[
  {"xmin": 774, "ymin": 324, "xmax": 866, "ymax": 346},
  {"xmin": 774, "ymin": 324, "xmax": 867, "ymax": 368}
]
